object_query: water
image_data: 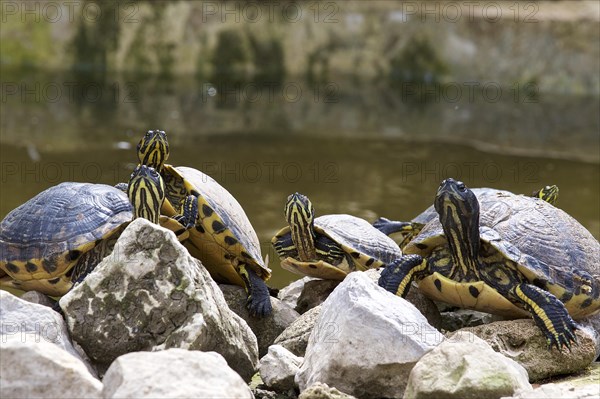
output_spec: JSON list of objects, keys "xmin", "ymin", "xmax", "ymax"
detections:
[{"xmin": 1, "ymin": 72, "xmax": 599, "ymax": 288}]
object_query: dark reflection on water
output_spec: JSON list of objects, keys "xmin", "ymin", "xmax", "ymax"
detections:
[{"xmin": 1, "ymin": 71, "xmax": 599, "ymax": 288}]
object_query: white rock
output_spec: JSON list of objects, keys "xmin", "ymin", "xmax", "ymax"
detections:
[
  {"xmin": 259, "ymin": 345, "xmax": 303, "ymax": 391},
  {"xmin": 0, "ymin": 290, "xmax": 96, "ymax": 375},
  {"xmin": 102, "ymin": 349, "xmax": 252, "ymax": 398},
  {"xmin": 278, "ymin": 276, "xmax": 318, "ymax": 309},
  {"xmin": 0, "ymin": 336, "xmax": 102, "ymax": 399},
  {"xmin": 296, "ymin": 272, "xmax": 443, "ymax": 398},
  {"xmin": 404, "ymin": 331, "xmax": 531, "ymax": 399},
  {"xmin": 274, "ymin": 305, "xmax": 322, "ymax": 356},
  {"xmin": 506, "ymin": 383, "xmax": 600, "ymax": 399},
  {"xmin": 60, "ymin": 219, "xmax": 258, "ymax": 380},
  {"xmin": 298, "ymin": 382, "xmax": 358, "ymax": 399}
]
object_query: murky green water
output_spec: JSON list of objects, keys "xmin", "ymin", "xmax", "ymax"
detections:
[{"xmin": 1, "ymin": 72, "xmax": 599, "ymax": 288}]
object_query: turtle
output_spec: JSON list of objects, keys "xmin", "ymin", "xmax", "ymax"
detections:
[
  {"xmin": 0, "ymin": 165, "xmax": 186, "ymax": 296},
  {"xmin": 373, "ymin": 185, "xmax": 559, "ymax": 248},
  {"xmin": 271, "ymin": 193, "xmax": 402, "ymax": 280},
  {"xmin": 133, "ymin": 130, "xmax": 272, "ymax": 317},
  {"xmin": 379, "ymin": 178, "xmax": 600, "ymax": 350}
]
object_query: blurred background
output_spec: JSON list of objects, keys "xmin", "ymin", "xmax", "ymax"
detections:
[{"xmin": 1, "ymin": 0, "xmax": 599, "ymax": 287}]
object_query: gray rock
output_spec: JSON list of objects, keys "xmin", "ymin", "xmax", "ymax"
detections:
[
  {"xmin": 0, "ymin": 336, "xmax": 102, "ymax": 399},
  {"xmin": 296, "ymin": 272, "xmax": 444, "ymax": 398},
  {"xmin": 60, "ymin": 219, "xmax": 258, "ymax": 380},
  {"xmin": 462, "ymin": 319, "xmax": 597, "ymax": 382},
  {"xmin": 404, "ymin": 332, "xmax": 531, "ymax": 399},
  {"xmin": 296, "ymin": 279, "xmax": 340, "ymax": 314},
  {"xmin": 579, "ymin": 313, "xmax": 600, "ymax": 359},
  {"xmin": 20, "ymin": 290, "xmax": 55, "ymax": 308},
  {"xmin": 259, "ymin": 345, "xmax": 303, "ymax": 391},
  {"xmin": 278, "ymin": 276, "xmax": 317, "ymax": 309},
  {"xmin": 0, "ymin": 290, "xmax": 96, "ymax": 375},
  {"xmin": 275, "ymin": 305, "xmax": 322, "ymax": 357},
  {"xmin": 102, "ymin": 349, "xmax": 252, "ymax": 398},
  {"xmin": 364, "ymin": 268, "xmax": 443, "ymax": 329},
  {"xmin": 440, "ymin": 308, "xmax": 501, "ymax": 331},
  {"xmin": 219, "ymin": 284, "xmax": 300, "ymax": 357},
  {"xmin": 299, "ymin": 382, "xmax": 358, "ymax": 399}
]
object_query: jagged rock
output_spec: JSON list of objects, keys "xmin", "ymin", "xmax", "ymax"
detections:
[
  {"xmin": 296, "ymin": 272, "xmax": 443, "ymax": 398},
  {"xmin": 0, "ymin": 290, "xmax": 95, "ymax": 375},
  {"xmin": 461, "ymin": 319, "xmax": 597, "ymax": 381},
  {"xmin": 364, "ymin": 268, "xmax": 442, "ymax": 329},
  {"xmin": 219, "ymin": 284, "xmax": 299, "ymax": 357},
  {"xmin": 274, "ymin": 305, "xmax": 322, "ymax": 357},
  {"xmin": 404, "ymin": 332, "xmax": 531, "ymax": 399},
  {"xmin": 296, "ymin": 279, "xmax": 340, "ymax": 314},
  {"xmin": 278, "ymin": 276, "xmax": 317, "ymax": 309},
  {"xmin": 259, "ymin": 345, "xmax": 302, "ymax": 391},
  {"xmin": 0, "ymin": 336, "xmax": 102, "ymax": 399},
  {"xmin": 440, "ymin": 309, "xmax": 501, "ymax": 331},
  {"xmin": 20, "ymin": 290, "xmax": 56, "ymax": 308},
  {"xmin": 60, "ymin": 219, "xmax": 258, "ymax": 380},
  {"xmin": 299, "ymin": 382, "xmax": 358, "ymax": 399},
  {"xmin": 102, "ymin": 349, "xmax": 252, "ymax": 398}
]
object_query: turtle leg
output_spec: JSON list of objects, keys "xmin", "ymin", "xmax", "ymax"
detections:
[
  {"xmin": 114, "ymin": 182, "xmax": 128, "ymax": 192},
  {"xmin": 372, "ymin": 217, "xmax": 413, "ymax": 236},
  {"xmin": 378, "ymin": 254, "xmax": 426, "ymax": 297},
  {"xmin": 509, "ymin": 283, "xmax": 578, "ymax": 351},
  {"xmin": 174, "ymin": 194, "xmax": 198, "ymax": 230},
  {"xmin": 239, "ymin": 265, "xmax": 272, "ymax": 317}
]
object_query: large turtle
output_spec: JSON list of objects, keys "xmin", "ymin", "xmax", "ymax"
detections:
[
  {"xmin": 271, "ymin": 193, "xmax": 402, "ymax": 280},
  {"xmin": 134, "ymin": 130, "xmax": 272, "ymax": 317},
  {"xmin": 373, "ymin": 185, "xmax": 559, "ymax": 248},
  {"xmin": 0, "ymin": 165, "xmax": 185, "ymax": 296},
  {"xmin": 379, "ymin": 178, "xmax": 600, "ymax": 350}
]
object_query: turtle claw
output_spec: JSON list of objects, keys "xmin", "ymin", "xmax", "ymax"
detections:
[
  {"xmin": 546, "ymin": 318, "xmax": 578, "ymax": 352},
  {"xmin": 246, "ymin": 295, "xmax": 272, "ymax": 318}
]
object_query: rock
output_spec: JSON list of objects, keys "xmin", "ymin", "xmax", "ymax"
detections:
[
  {"xmin": 579, "ymin": 313, "xmax": 600, "ymax": 359},
  {"xmin": 219, "ymin": 284, "xmax": 300, "ymax": 357},
  {"xmin": 296, "ymin": 272, "xmax": 444, "ymax": 398},
  {"xmin": 404, "ymin": 332, "xmax": 531, "ymax": 399},
  {"xmin": 102, "ymin": 349, "xmax": 252, "ymax": 398},
  {"xmin": 505, "ymin": 364, "xmax": 600, "ymax": 398},
  {"xmin": 20, "ymin": 290, "xmax": 56, "ymax": 308},
  {"xmin": 440, "ymin": 309, "xmax": 500, "ymax": 331},
  {"xmin": 298, "ymin": 382, "xmax": 358, "ymax": 399},
  {"xmin": 278, "ymin": 276, "xmax": 317, "ymax": 309},
  {"xmin": 259, "ymin": 345, "xmax": 303, "ymax": 391},
  {"xmin": 364, "ymin": 268, "xmax": 443, "ymax": 329},
  {"xmin": 0, "ymin": 336, "xmax": 102, "ymax": 399},
  {"xmin": 296, "ymin": 279, "xmax": 340, "ymax": 314},
  {"xmin": 462, "ymin": 319, "xmax": 597, "ymax": 381},
  {"xmin": 60, "ymin": 219, "xmax": 258, "ymax": 380},
  {"xmin": 0, "ymin": 290, "xmax": 96, "ymax": 375},
  {"xmin": 274, "ymin": 305, "xmax": 322, "ymax": 357}
]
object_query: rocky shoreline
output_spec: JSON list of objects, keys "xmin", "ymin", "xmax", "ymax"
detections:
[{"xmin": 1, "ymin": 219, "xmax": 598, "ymax": 398}]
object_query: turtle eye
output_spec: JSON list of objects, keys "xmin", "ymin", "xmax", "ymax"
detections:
[{"xmin": 457, "ymin": 183, "xmax": 466, "ymax": 192}]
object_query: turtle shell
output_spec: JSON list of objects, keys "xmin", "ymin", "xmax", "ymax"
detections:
[
  {"xmin": 166, "ymin": 166, "xmax": 270, "ymax": 286},
  {"xmin": 0, "ymin": 183, "xmax": 132, "ymax": 295},
  {"xmin": 275, "ymin": 214, "xmax": 402, "ymax": 280},
  {"xmin": 406, "ymin": 190, "xmax": 600, "ymax": 319}
]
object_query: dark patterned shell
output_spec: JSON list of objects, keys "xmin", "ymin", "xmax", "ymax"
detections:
[
  {"xmin": 410, "ymin": 190, "xmax": 600, "ymax": 289},
  {"xmin": 175, "ymin": 167, "xmax": 267, "ymax": 271},
  {"xmin": 315, "ymin": 214, "xmax": 402, "ymax": 265},
  {"xmin": 0, "ymin": 183, "xmax": 132, "ymax": 266}
]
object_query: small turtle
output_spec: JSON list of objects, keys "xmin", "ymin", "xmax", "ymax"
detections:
[
  {"xmin": 134, "ymin": 130, "xmax": 272, "ymax": 316},
  {"xmin": 379, "ymin": 178, "xmax": 599, "ymax": 350},
  {"xmin": 0, "ymin": 165, "xmax": 185, "ymax": 296},
  {"xmin": 271, "ymin": 193, "xmax": 402, "ymax": 280},
  {"xmin": 374, "ymin": 185, "xmax": 559, "ymax": 248}
]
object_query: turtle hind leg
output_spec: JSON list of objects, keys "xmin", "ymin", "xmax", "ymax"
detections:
[
  {"xmin": 379, "ymin": 254, "xmax": 426, "ymax": 297},
  {"xmin": 372, "ymin": 217, "xmax": 413, "ymax": 236},
  {"xmin": 239, "ymin": 265, "xmax": 272, "ymax": 317},
  {"xmin": 511, "ymin": 283, "xmax": 578, "ymax": 351}
]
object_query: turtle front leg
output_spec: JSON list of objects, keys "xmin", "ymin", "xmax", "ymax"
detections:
[
  {"xmin": 239, "ymin": 265, "xmax": 272, "ymax": 317},
  {"xmin": 379, "ymin": 254, "xmax": 426, "ymax": 297},
  {"xmin": 174, "ymin": 194, "xmax": 198, "ymax": 230},
  {"xmin": 509, "ymin": 283, "xmax": 578, "ymax": 351}
]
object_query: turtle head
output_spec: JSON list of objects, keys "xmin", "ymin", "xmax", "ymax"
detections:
[
  {"xmin": 127, "ymin": 164, "xmax": 165, "ymax": 225},
  {"xmin": 434, "ymin": 178, "xmax": 481, "ymax": 270},
  {"xmin": 285, "ymin": 193, "xmax": 317, "ymax": 261},
  {"xmin": 533, "ymin": 185, "xmax": 559, "ymax": 205},
  {"xmin": 137, "ymin": 130, "xmax": 170, "ymax": 170}
]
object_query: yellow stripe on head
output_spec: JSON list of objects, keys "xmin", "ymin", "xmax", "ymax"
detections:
[
  {"xmin": 285, "ymin": 193, "xmax": 316, "ymax": 262},
  {"xmin": 137, "ymin": 130, "xmax": 170, "ymax": 170},
  {"xmin": 534, "ymin": 185, "xmax": 559, "ymax": 205},
  {"xmin": 128, "ymin": 165, "xmax": 165, "ymax": 225}
]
